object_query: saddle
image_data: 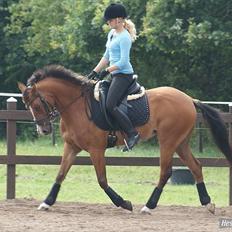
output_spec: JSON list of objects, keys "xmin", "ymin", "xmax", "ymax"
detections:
[{"xmin": 90, "ymin": 76, "xmax": 150, "ymax": 133}]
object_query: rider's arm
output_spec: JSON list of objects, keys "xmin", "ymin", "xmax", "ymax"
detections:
[
  {"xmin": 93, "ymin": 56, "xmax": 109, "ymax": 73},
  {"xmin": 93, "ymin": 30, "xmax": 113, "ymax": 73}
]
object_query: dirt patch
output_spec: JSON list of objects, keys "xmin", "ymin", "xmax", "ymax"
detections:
[{"xmin": 0, "ymin": 199, "xmax": 231, "ymax": 232}]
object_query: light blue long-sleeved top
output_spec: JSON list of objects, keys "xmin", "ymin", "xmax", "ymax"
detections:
[{"xmin": 103, "ymin": 29, "xmax": 134, "ymax": 75}]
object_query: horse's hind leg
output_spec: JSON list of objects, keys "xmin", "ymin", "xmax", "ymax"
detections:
[
  {"xmin": 176, "ymin": 136, "xmax": 215, "ymax": 214},
  {"xmin": 90, "ymin": 150, "xmax": 133, "ymax": 211},
  {"xmin": 38, "ymin": 142, "xmax": 80, "ymax": 210}
]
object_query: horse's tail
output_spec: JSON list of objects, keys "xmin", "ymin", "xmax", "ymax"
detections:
[{"xmin": 193, "ymin": 99, "xmax": 232, "ymax": 166}]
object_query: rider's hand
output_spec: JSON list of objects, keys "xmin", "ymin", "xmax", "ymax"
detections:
[
  {"xmin": 99, "ymin": 69, "xmax": 110, "ymax": 79},
  {"xmin": 87, "ymin": 71, "xmax": 99, "ymax": 80}
]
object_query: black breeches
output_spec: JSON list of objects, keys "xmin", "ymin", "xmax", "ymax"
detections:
[{"xmin": 106, "ymin": 73, "xmax": 133, "ymax": 112}]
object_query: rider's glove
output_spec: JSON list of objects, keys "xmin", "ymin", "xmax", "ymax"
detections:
[
  {"xmin": 87, "ymin": 70, "xmax": 99, "ymax": 80},
  {"xmin": 98, "ymin": 69, "xmax": 110, "ymax": 80}
]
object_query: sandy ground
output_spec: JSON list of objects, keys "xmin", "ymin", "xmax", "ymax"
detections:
[{"xmin": 0, "ymin": 199, "xmax": 231, "ymax": 232}]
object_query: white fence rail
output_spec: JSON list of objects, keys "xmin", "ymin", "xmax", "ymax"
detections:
[{"xmin": 1, "ymin": 93, "xmax": 232, "ymax": 106}]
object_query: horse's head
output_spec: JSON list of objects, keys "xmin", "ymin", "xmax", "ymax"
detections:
[{"xmin": 18, "ymin": 82, "xmax": 58, "ymax": 135}]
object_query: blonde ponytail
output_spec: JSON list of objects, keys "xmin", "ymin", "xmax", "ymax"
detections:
[{"xmin": 124, "ymin": 19, "xmax": 137, "ymax": 42}]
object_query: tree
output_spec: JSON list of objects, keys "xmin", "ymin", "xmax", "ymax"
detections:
[
  {"xmin": 5, "ymin": 0, "xmax": 106, "ymax": 70},
  {"xmin": 142, "ymin": 0, "xmax": 232, "ymax": 100},
  {"xmin": 2, "ymin": 0, "xmax": 232, "ymax": 101}
]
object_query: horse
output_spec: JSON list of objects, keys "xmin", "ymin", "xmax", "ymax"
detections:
[{"xmin": 18, "ymin": 65, "xmax": 232, "ymax": 214}]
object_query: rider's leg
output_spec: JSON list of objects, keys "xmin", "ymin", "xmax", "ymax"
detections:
[
  {"xmin": 106, "ymin": 74, "xmax": 140, "ymax": 151},
  {"xmin": 112, "ymin": 106, "xmax": 140, "ymax": 150}
]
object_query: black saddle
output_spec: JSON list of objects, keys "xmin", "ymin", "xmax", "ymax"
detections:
[{"xmin": 90, "ymin": 79, "xmax": 150, "ymax": 131}]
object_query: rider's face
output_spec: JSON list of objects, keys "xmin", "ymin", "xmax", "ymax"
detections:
[
  {"xmin": 107, "ymin": 18, "xmax": 116, "ymax": 28},
  {"xmin": 107, "ymin": 18, "xmax": 123, "ymax": 29}
]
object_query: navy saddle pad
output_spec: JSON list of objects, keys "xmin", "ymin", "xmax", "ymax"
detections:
[{"xmin": 90, "ymin": 81, "xmax": 150, "ymax": 131}]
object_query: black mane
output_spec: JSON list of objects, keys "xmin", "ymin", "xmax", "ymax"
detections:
[{"xmin": 27, "ymin": 65, "xmax": 93, "ymax": 89}]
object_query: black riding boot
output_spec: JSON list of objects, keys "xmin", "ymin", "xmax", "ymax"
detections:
[{"xmin": 112, "ymin": 107, "xmax": 140, "ymax": 151}]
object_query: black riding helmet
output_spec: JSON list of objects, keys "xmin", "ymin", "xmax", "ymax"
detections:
[{"xmin": 104, "ymin": 3, "xmax": 127, "ymax": 21}]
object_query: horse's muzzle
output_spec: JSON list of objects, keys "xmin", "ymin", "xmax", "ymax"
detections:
[{"xmin": 37, "ymin": 123, "xmax": 52, "ymax": 135}]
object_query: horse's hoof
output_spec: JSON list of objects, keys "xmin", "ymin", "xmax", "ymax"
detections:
[
  {"xmin": 206, "ymin": 203, "xmax": 215, "ymax": 214},
  {"xmin": 38, "ymin": 202, "xmax": 50, "ymax": 211},
  {"xmin": 140, "ymin": 206, "xmax": 152, "ymax": 215},
  {"xmin": 121, "ymin": 200, "xmax": 133, "ymax": 211}
]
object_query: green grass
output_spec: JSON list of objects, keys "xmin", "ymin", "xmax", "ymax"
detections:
[
  {"xmin": 0, "ymin": 137, "xmax": 229, "ymax": 206},
  {"xmin": 0, "ymin": 133, "xmax": 225, "ymax": 158}
]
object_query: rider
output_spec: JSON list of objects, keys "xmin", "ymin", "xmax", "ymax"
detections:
[{"xmin": 87, "ymin": 3, "xmax": 140, "ymax": 151}]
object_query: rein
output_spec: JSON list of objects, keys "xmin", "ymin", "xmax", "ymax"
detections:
[{"xmin": 58, "ymin": 92, "xmax": 84, "ymax": 115}]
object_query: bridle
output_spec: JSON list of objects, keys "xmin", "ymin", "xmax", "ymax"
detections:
[{"xmin": 24, "ymin": 85, "xmax": 83, "ymax": 126}]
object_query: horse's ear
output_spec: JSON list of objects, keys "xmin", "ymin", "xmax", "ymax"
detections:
[{"xmin": 17, "ymin": 82, "xmax": 26, "ymax": 93}]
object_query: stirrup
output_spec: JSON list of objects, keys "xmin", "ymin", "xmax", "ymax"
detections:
[
  {"xmin": 123, "ymin": 139, "xmax": 130, "ymax": 152},
  {"xmin": 122, "ymin": 133, "xmax": 140, "ymax": 152}
]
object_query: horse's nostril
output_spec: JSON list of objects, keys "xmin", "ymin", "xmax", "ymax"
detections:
[{"xmin": 42, "ymin": 129, "xmax": 49, "ymax": 134}]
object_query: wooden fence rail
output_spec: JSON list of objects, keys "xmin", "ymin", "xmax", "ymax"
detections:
[{"xmin": 0, "ymin": 97, "xmax": 232, "ymax": 204}]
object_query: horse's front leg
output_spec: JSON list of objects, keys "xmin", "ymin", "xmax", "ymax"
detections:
[
  {"xmin": 38, "ymin": 142, "xmax": 80, "ymax": 210},
  {"xmin": 90, "ymin": 150, "xmax": 133, "ymax": 211}
]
